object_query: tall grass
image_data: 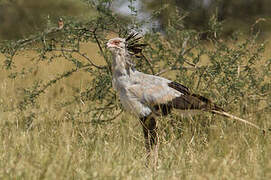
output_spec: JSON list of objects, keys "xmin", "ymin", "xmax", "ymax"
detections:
[{"xmin": 0, "ymin": 108, "xmax": 270, "ymax": 179}]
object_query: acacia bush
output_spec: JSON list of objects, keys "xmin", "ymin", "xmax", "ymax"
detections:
[{"xmin": 0, "ymin": 0, "xmax": 270, "ymax": 131}]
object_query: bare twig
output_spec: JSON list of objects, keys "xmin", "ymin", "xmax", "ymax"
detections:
[
  {"xmin": 183, "ymin": 58, "xmax": 196, "ymax": 67},
  {"xmin": 17, "ymin": 27, "xmax": 63, "ymax": 47},
  {"xmin": 77, "ymin": 51, "xmax": 106, "ymax": 69},
  {"xmin": 68, "ymin": 109, "xmax": 123, "ymax": 124},
  {"xmin": 98, "ymin": 109, "xmax": 123, "ymax": 123},
  {"xmin": 155, "ymin": 66, "xmax": 197, "ymax": 76},
  {"xmin": 140, "ymin": 53, "xmax": 155, "ymax": 75},
  {"xmin": 51, "ymin": 48, "xmax": 106, "ymax": 69},
  {"xmin": 92, "ymin": 29, "xmax": 109, "ymax": 63},
  {"xmin": 83, "ymin": 105, "xmax": 118, "ymax": 115},
  {"xmin": 90, "ymin": 28, "xmax": 113, "ymax": 75}
]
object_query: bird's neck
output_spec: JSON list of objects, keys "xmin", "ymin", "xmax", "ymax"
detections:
[{"xmin": 111, "ymin": 52, "xmax": 133, "ymax": 79}]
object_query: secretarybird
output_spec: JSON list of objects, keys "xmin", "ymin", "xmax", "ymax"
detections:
[{"xmin": 106, "ymin": 33, "xmax": 267, "ymax": 158}]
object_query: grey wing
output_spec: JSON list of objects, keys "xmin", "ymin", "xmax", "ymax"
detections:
[
  {"xmin": 128, "ymin": 72, "xmax": 183, "ymax": 105},
  {"xmin": 129, "ymin": 71, "xmax": 223, "ymax": 113}
]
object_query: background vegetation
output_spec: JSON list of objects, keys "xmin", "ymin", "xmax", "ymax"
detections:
[
  {"xmin": 0, "ymin": 0, "xmax": 270, "ymax": 179},
  {"xmin": 143, "ymin": 0, "xmax": 271, "ymax": 37}
]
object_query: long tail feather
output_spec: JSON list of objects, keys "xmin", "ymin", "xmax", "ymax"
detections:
[
  {"xmin": 211, "ymin": 110, "xmax": 266, "ymax": 133},
  {"xmin": 168, "ymin": 81, "xmax": 270, "ymax": 134}
]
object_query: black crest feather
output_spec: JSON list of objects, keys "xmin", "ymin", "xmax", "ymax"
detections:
[{"xmin": 125, "ymin": 32, "xmax": 147, "ymax": 57}]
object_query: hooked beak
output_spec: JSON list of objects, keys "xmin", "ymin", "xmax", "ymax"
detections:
[{"xmin": 106, "ymin": 42, "xmax": 112, "ymax": 48}]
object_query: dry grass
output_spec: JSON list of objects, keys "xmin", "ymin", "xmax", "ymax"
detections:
[{"xmin": 0, "ymin": 40, "xmax": 271, "ymax": 179}]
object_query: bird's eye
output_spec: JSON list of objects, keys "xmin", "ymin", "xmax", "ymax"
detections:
[{"xmin": 113, "ymin": 40, "xmax": 121, "ymax": 45}]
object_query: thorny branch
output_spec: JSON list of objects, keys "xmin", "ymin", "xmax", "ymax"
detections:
[
  {"xmin": 77, "ymin": 51, "xmax": 106, "ymax": 69},
  {"xmin": 17, "ymin": 64, "xmax": 91, "ymax": 110},
  {"xmin": 92, "ymin": 28, "xmax": 110, "ymax": 65},
  {"xmin": 155, "ymin": 40, "xmax": 198, "ymax": 76},
  {"xmin": 1, "ymin": 20, "xmax": 118, "ymax": 121},
  {"xmin": 19, "ymin": 27, "xmax": 64, "ymax": 46},
  {"xmin": 1, "ymin": 25, "xmax": 65, "ymax": 68},
  {"xmin": 52, "ymin": 48, "xmax": 106, "ymax": 69}
]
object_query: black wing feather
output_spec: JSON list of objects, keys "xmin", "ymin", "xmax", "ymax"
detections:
[{"xmin": 152, "ymin": 81, "xmax": 224, "ymax": 115}]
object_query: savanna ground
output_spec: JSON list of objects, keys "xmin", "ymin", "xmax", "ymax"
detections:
[{"xmin": 0, "ymin": 3, "xmax": 271, "ymax": 178}]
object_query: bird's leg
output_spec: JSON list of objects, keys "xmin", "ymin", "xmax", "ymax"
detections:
[{"xmin": 140, "ymin": 116, "xmax": 159, "ymax": 167}]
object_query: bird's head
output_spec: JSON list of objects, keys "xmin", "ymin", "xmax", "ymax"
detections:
[
  {"xmin": 106, "ymin": 37, "xmax": 126, "ymax": 54},
  {"xmin": 106, "ymin": 33, "xmax": 147, "ymax": 57}
]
